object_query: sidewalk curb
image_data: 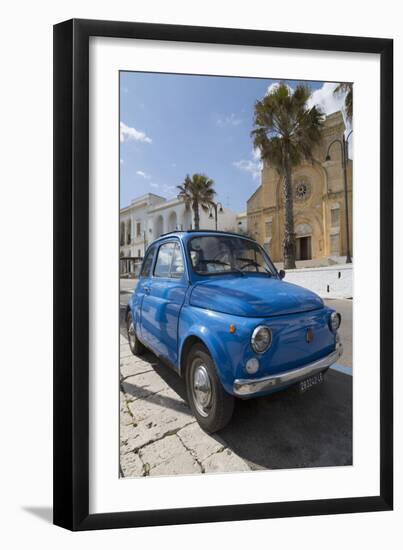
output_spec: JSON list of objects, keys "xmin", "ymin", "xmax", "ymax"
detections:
[{"xmin": 330, "ymin": 364, "xmax": 352, "ymax": 376}]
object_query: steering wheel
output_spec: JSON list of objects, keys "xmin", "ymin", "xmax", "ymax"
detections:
[{"xmin": 238, "ymin": 259, "xmax": 259, "ymax": 271}]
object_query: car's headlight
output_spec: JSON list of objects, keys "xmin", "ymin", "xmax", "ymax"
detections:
[
  {"xmin": 329, "ymin": 312, "xmax": 341, "ymax": 332},
  {"xmin": 251, "ymin": 325, "xmax": 272, "ymax": 353}
]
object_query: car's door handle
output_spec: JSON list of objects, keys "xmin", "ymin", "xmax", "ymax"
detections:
[{"xmin": 143, "ymin": 286, "xmax": 151, "ymax": 294}]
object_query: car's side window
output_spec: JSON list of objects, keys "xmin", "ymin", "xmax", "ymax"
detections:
[
  {"xmin": 170, "ymin": 243, "xmax": 185, "ymax": 278},
  {"xmin": 140, "ymin": 247, "xmax": 155, "ymax": 278},
  {"xmin": 154, "ymin": 242, "xmax": 175, "ymax": 278}
]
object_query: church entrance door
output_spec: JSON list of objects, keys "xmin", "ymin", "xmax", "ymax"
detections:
[{"xmin": 296, "ymin": 236, "xmax": 312, "ymax": 261}]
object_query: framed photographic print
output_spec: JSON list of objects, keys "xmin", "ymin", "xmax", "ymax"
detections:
[{"xmin": 53, "ymin": 19, "xmax": 393, "ymax": 530}]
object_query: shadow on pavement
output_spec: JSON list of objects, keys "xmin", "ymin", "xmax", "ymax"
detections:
[
  {"xmin": 123, "ymin": 376, "xmax": 192, "ymax": 416},
  {"xmin": 219, "ymin": 369, "xmax": 352, "ymax": 469}
]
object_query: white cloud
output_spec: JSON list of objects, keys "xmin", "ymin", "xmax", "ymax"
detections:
[
  {"xmin": 120, "ymin": 158, "xmax": 124, "ymax": 164},
  {"xmin": 216, "ymin": 113, "xmax": 242, "ymax": 127},
  {"xmin": 148, "ymin": 182, "xmax": 176, "ymax": 198},
  {"xmin": 266, "ymin": 82, "xmax": 294, "ymax": 96},
  {"xmin": 252, "ymin": 147, "xmax": 261, "ymax": 161},
  {"xmin": 233, "ymin": 159, "xmax": 262, "ymax": 180},
  {"xmin": 306, "ymin": 82, "xmax": 343, "ymax": 117},
  {"xmin": 120, "ymin": 121, "xmax": 152, "ymax": 144},
  {"xmin": 136, "ymin": 170, "xmax": 151, "ymax": 179}
]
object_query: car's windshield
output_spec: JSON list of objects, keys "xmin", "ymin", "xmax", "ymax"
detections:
[{"xmin": 188, "ymin": 235, "xmax": 277, "ymax": 276}]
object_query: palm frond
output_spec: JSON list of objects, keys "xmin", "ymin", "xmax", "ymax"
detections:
[
  {"xmin": 334, "ymin": 82, "xmax": 353, "ymax": 121},
  {"xmin": 177, "ymin": 173, "xmax": 217, "ymax": 226},
  {"xmin": 252, "ymin": 82, "xmax": 324, "ymax": 174}
]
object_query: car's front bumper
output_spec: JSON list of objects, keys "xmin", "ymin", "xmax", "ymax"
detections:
[{"xmin": 233, "ymin": 341, "xmax": 343, "ymax": 397}]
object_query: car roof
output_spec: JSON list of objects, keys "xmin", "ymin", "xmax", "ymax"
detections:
[{"xmin": 151, "ymin": 230, "xmax": 255, "ymax": 245}]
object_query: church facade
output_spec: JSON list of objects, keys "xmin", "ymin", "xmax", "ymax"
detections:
[{"xmin": 247, "ymin": 111, "xmax": 353, "ymax": 264}]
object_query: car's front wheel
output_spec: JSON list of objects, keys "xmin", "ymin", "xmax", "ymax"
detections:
[
  {"xmin": 185, "ymin": 344, "xmax": 234, "ymax": 433},
  {"xmin": 126, "ymin": 311, "xmax": 146, "ymax": 356}
]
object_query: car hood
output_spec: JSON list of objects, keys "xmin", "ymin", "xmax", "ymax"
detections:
[{"xmin": 189, "ymin": 275, "xmax": 323, "ymax": 317}]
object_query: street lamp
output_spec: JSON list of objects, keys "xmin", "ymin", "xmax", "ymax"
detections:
[
  {"xmin": 208, "ymin": 201, "xmax": 224, "ymax": 230},
  {"xmin": 325, "ymin": 130, "xmax": 353, "ymax": 264}
]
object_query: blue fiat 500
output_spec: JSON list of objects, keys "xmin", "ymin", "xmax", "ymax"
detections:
[{"xmin": 126, "ymin": 231, "xmax": 342, "ymax": 433}]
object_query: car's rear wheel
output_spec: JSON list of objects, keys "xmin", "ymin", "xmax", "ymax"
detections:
[
  {"xmin": 126, "ymin": 311, "xmax": 146, "ymax": 355},
  {"xmin": 185, "ymin": 344, "xmax": 234, "ymax": 433}
]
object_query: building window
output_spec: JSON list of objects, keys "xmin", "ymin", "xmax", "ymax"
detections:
[
  {"xmin": 265, "ymin": 220, "xmax": 272, "ymax": 238},
  {"xmin": 330, "ymin": 233, "xmax": 340, "ymax": 256},
  {"xmin": 331, "ymin": 207, "xmax": 340, "ymax": 227},
  {"xmin": 137, "ymin": 249, "xmax": 141, "ymax": 258},
  {"xmin": 294, "ymin": 177, "xmax": 312, "ymax": 201},
  {"xmin": 126, "ymin": 219, "xmax": 132, "ymax": 245},
  {"xmin": 136, "ymin": 222, "xmax": 141, "ymax": 237}
]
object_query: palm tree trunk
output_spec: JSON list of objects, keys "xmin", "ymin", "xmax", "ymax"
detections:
[
  {"xmin": 193, "ymin": 200, "xmax": 200, "ymax": 230},
  {"xmin": 283, "ymin": 155, "xmax": 296, "ymax": 269}
]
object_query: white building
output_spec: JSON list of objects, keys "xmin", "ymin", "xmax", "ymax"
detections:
[
  {"xmin": 120, "ymin": 193, "xmax": 241, "ymax": 261},
  {"xmin": 236, "ymin": 211, "xmax": 248, "ymax": 235},
  {"xmin": 120, "ymin": 193, "xmax": 165, "ymax": 259}
]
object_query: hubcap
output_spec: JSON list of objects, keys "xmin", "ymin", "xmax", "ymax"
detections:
[
  {"xmin": 127, "ymin": 317, "xmax": 136, "ymax": 349},
  {"xmin": 191, "ymin": 362, "xmax": 212, "ymax": 417}
]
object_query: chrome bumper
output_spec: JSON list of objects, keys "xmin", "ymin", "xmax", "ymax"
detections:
[{"xmin": 233, "ymin": 342, "xmax": 343, "ymax": 397}]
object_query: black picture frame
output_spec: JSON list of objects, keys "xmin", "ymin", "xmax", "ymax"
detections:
[{"xmin": 53, "ymin": 18, "xmax": 393, "ymax": 531}]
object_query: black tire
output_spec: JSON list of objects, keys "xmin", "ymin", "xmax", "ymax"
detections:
[
  {"xmin": 126, "ymin": 310, "xmax": 146, "ymax": 356},
  {"xmin": 185, "ymin": 343, "xmax": 234, "ymax": 433}
]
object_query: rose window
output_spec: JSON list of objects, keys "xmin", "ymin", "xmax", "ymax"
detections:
[{"xmin": 294, "ymin": 178, "xmax": 311, "ymax": 201}]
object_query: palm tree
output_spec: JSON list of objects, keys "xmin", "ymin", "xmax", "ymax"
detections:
[
  {"xmin": 334, "ymin": 83, "xmax": 352, "ymax": 122},
  {"xmin": 252, "ymin": 83, "xmax": 324, "ymax": 269},
  {"xmin": 177, "ymin": 174, "xmax": 216, "ymax": 230}
]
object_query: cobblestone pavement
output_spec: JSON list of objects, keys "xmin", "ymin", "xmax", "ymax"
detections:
[{"xmin": 120, "ymin": 335, "xmax": 250, "ymax": 477}]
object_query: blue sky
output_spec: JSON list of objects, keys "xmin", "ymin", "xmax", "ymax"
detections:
[{"xmin": 120, "ymin": 72, "xmax": 347, "ymax": 212}]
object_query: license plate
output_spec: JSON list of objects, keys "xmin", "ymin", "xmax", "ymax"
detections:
[{"xmin": 299, "ymin": 371, "xmax": 324, "ymax": 393}]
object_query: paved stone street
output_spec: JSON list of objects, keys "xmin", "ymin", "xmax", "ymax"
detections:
[{"xmin": 120, "ymin": 334, "xmax": 250, "ymax": 477}]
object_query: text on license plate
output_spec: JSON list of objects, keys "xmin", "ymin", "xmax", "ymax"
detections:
[{"xmin": 299, "ymin": 371, "xmax": 324, "ymax": 393}]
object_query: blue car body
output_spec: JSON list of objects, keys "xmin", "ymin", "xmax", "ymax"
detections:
[{"xmin": 127, "ymin": 231, "xmax": 342, "ymax": 399}]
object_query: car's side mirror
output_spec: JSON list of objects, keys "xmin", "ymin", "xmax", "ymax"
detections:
[{"xmin": 278, "ymin": 269, "xmax": 286, "ymax": 280}]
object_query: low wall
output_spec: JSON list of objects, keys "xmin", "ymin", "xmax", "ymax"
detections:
[{"xmin": 284, "ymin": 264, "xmax": 353, "ymax": 299}]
